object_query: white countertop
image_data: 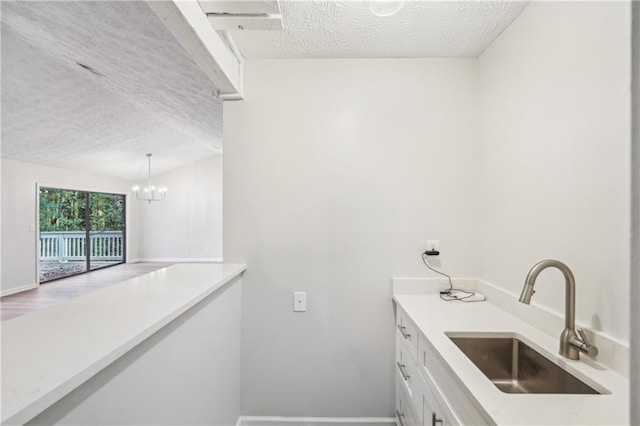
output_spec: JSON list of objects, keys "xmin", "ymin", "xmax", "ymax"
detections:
[
  {"xmin": 1, "ymin": 263, "xmax": 246, "ymax": 425},
  {"xmin": 393, "ymin": 293, "xmax": 629, "ymax": 425}
]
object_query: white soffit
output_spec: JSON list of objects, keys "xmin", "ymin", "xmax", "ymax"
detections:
[
  {"xmin": 208, "ymin": 14, "xmax": 284, "ymax": 31},
  {"xmin": 199, "ymin": 1, "xmax": 281, "ymax": 15},
  {"xmin": 200, "ymin": 0, "xmax": 284, "ymax": 31},
  {"xmin": 228, "ymin": 0, "xmax": 531, "ymax": 58},
  {"xmin": 1, "ymin": 1, "xmax": 223, "ymax": 181}
]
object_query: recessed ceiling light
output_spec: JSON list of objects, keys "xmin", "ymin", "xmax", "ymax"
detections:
[{"xmin": 370, "ymin": 0, "xmax": 405, "ymax": 17}]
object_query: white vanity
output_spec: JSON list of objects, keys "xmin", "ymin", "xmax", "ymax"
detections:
[{"xmin": 393, "ymin": 279, "xmax": 629, "ymax": 426}]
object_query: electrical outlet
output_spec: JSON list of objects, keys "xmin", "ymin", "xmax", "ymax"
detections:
[
  {"xmin": 426, "ymin": 240, "xmax": 440, "ymax": 253},
  {"xmin": 293, "ymin": 292, "xmax": 307, "ymax": 312}
]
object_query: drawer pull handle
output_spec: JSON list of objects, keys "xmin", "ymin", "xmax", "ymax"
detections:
[
  {"xmin": 395, "ymin": 410, "xmax": 406, "ymax": 426},
  {"xmin": 432, "ymin": 412, "xmax": 443, "ymax": 426},
  {"xmin": 396, "ymin": 361, "xmax": 410, "ymax": 381},
  {"xmin": 397, "ymin": 324, "xmax": 411, "ymax": 339}
]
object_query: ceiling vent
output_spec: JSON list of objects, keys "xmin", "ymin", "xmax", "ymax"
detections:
[{"xmin": 198, "ymin": 0, "xmax": 283, "ymax": 31}]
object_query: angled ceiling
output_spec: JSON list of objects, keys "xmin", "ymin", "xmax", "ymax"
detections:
[
  {"xmin": 227, "ymin": 1, "xmax": 530, "ymax": 59},
  {"xmin": 1, "ymin": 1, "xmax": 223, "ymax": 181}
]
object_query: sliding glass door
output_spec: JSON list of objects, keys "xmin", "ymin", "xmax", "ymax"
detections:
[
  {"xmin": 39, "ymin": 187, "xmax": 125, "ymax": 283},
  {"xmin": 89, "ymin": 192, "xmax": 125, "ymax": 271},
  {"xmin": 39, "ymin": 188, "xmax": 88, "ymax": 282}
]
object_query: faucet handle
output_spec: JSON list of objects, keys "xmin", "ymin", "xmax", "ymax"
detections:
[
  {"xmin": 576, "ymin": 328, "xmax": 599, "ymax": 357},
  {"xmin": 577, "ymin": 328, "xmax": 590, "ymax": 344}
]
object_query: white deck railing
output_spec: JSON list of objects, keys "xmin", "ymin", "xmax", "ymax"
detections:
[{"xmin": 40, "ymin": 231, "xmax": 124, "ymax": 261}]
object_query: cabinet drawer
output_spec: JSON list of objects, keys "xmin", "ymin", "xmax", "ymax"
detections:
[
  {"xmin": 418, "ymin": 334, "xmax": 490, "ymax": 426},
  {"xmin": 396, "ymin": 334, "xmax": 421, "ymax": 422},
  {"xmin": 396, "ymin": 307, "xmax": 419, "ymax": 364},
  {"xmin": 396, "ymin": 372, "xmax": 419, "ymax": 426}
]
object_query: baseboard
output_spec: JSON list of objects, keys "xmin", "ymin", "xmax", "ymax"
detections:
[
  {"xmin": 238, "ymin": 417, "xmax": 396, "ymax": 426},
  {"xmin": 1, "ymin": 283, "xmax": 38, "ymax": 297},
  {"xmin": 129, "ymin": 257, "xmax": 223, "ymax": 263}
]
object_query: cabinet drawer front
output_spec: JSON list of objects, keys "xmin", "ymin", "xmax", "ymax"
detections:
[
  {"xmin": 418, "ymin": 331, "xmax": 441, "ymax": 381},
  {"xmin": 396, "ymin": 372, "xmax": 420, "ymax": 426},
  {"xmin": 396, "ymin": 307, "xmax": 419, "ymax": 364},
  {"xmin": 395, "ymin": 335, "xmax": 422, "ymax": 423},
  {"xmin": 418, "ymin": 334, "xmax": 491, "ymax": 426}
]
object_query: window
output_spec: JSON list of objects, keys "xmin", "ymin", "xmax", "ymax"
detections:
[{"xmin": 39, "ymin": 187, "xmax": 125, "ymax": 283}]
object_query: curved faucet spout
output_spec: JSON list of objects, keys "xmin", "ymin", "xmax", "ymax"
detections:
[
  {"xmin": 518, "ymin": 260, "xmax": 596, "ymax": 360},
  {"xmin": 520, "ymin": 259, "xmax": 575, "ymax": 330}
]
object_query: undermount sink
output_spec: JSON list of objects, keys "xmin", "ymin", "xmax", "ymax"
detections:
[{"xmin": 447, "ymin": 334, "xmax": 604, "ymax": 394}]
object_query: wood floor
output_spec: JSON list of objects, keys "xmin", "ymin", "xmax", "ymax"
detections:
[{"xmin": 1, "ymin": 262, "xmax": 173, "ymax": 321}]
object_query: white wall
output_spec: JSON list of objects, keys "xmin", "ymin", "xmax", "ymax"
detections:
[
  {"xmin": 477, "ymin": 2, "xmax": 631, "ymax": 341},
  {"xmin": 0, "ymin": 157, "xmax": 3, "ymax": 296},
  {"xmin": 1, "ymin": 158, "xmax": 135, "ymax": 296},
  {"xmin": 131, "ymin": 154, "xmax": 223, "ymax": 262},
  {"xmin": 224, "ymin": 59, "xmax": 479, "ymax": 416},
  {"xmin": 630, "ymin": 1, "xmax": 639, "ymax": 422}
]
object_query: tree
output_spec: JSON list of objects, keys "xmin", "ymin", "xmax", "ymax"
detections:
[{"xmin": 39, "ymin": 189, "xmax": 124, "ymax": 232}]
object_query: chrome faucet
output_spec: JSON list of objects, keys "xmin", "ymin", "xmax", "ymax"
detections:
[{"xmin": 519, "ymin": 260, "xmax": 598, "ymax": 360}]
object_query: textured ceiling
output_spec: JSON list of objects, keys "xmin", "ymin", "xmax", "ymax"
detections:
[
  {"xmin": 1, "ymin": 1, "xmax": 223, "ymax": 181},
  {"xmin": 229, "ymin": 1, "xmax": 530, "ymax": 58},
  {"xmin": 1, "ymin": 1, "xmax": 530, "ymax": 180}
]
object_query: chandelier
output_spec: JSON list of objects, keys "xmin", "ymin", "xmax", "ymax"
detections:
[{"xmin": 132, "ymin": 153, "xmax": 167, "ymax": 203}]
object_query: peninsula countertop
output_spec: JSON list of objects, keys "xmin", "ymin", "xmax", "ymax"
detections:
[
  {"xmin": 1, "ymin": 262, "xmax": 247, "ymax": 425},
  {"xmin": 393, "ymin": 292, "xmax": 629, "ymax": 425}
]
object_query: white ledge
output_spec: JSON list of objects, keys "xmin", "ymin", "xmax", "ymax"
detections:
[{"xmin": 1, "ymin": 263, "xmax": 247, "ymax": 425}]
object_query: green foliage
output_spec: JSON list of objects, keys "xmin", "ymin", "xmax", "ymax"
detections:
[
  {"xmin": 39, "ymin": 189, "xmax": 124, "ymax": 232},
  {"xmin": 90, "ymin": 192, "xmax": 125, "ymax": 232}
]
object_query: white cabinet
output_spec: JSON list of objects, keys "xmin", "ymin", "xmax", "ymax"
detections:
[
  {"xmin": 396, "ymin": 305, "xmax": 419, "ymax": 363},
  {"xmin": 396, "ymin": 372, "xmax": 420, "ymax": 426},
  {"xmin": 417, "ymin": 335, "xmax": 488, "ymax": 425},
  {"xmin": 395, "ymin": 305, "xmax": 488, "ymax": 426},
  {"xmin": 396, "ymin": 333, "xmax": 421, "ymax": 421}
]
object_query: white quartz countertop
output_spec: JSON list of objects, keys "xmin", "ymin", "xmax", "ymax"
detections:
[
  {"xmin": 1, "ymin": 263, "xmax": 247, "ymax": 425},
  {"xmin": 393, "ymin": 293, "xmax": 629, "ymax": 425}
]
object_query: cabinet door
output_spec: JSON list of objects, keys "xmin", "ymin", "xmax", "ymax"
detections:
[
  {"xmin": 419, "ymin": 335, "xmax": 477, "ymax": 425},
  {"xmin": 421, "ymin": 374, "xmax": 458, "ymax": 426}
]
